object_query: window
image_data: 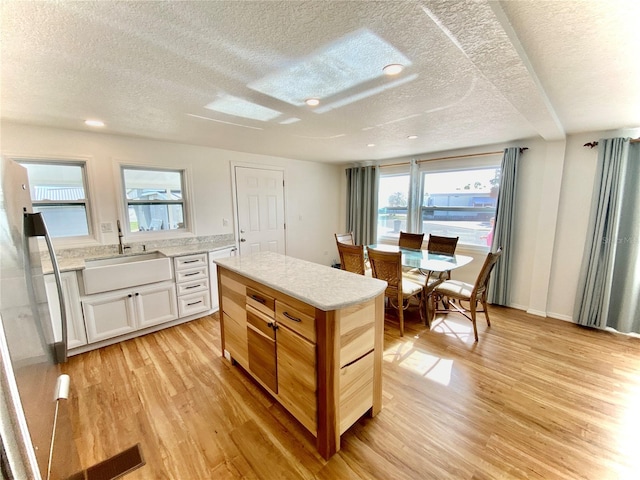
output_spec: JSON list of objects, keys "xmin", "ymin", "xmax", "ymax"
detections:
[
  {"xmin": 122, "ymin": 167, "xmax": 186, "ymax": 233},
  {"xmin": 421, "ymin": 167, "xmax": 500, "ymax": 247},
  {"xmin": 19, "ymin": 161, "xmax": 91, "ymax": 238},
  {"xmin": 377, "ymin": 164, "xmax": 500, "ymax": 248},
  {"xmin": 377, "ymin": 173, "xmax": 410, "ymax": 239}
]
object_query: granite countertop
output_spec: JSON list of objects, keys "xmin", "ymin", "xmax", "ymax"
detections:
[
  {"xmin": 48, "ymin": 241, "xmax": 235, "ymax": 273},
  {"xmin": 212, "ymin": 251, "xmax": 387, "ymax": 311}
]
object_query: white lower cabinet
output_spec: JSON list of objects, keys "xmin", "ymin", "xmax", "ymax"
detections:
[
  {"xmin": 82, "ymin": 281, "xmax": 178, "ymax": 343},
  {"xmin": 44, "ymin": 272, "xmax": 88, "ymax": 349}
]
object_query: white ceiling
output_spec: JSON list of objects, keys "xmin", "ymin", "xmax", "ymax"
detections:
[{"xmin": 2, "ymin": 0, "xmax": 639, "ymax": 164}]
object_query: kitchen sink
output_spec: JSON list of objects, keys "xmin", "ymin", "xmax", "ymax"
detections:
[{"xmin": 82, "ymin": 252, "xmax": 173, "ymax": 294}]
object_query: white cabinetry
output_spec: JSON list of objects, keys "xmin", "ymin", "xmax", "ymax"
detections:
[
  {"xmin": 174, "ymin": 253, "xmax": 211, "ymax": 317},
  {"xmin": 209, "ymin": 247, "xmax": 236, "ymax": 313},
  {"xmin": 44, "ymin": 272, "xmax": 88, "ymax": 349},
  {"xmin": 82, "ymin": 281, "xmax": 177, "ymax": 343}
]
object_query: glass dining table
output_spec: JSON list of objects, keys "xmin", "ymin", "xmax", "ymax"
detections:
[{"xmin": 367, "ymin": 244, "xmax": 473, "ymax": 276}]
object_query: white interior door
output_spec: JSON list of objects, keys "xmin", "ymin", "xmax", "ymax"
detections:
[{"xmin": 234, "ymin": 166, "xmax": 286, "ymax": 256}]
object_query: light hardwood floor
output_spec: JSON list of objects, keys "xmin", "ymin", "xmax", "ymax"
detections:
[{"xmin": 62, "ymin": 305, "xmax": 640, "ymax": 479}]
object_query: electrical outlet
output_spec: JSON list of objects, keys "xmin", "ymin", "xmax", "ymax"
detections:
[{"xmin": 100, "ymin": 222, "xmax": 113, "ymax": 233}]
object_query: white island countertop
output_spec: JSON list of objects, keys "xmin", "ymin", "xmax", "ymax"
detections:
[{"xmin": 212, "ymin": 251, "xmax": 387, "ymax": 311}]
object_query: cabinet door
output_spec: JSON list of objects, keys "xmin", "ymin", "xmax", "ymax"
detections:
[
  {"xmin": 136, "ymin": 281, "xmax": 179, "ymax": 329},
  {"xmin": 277, "ymin": 325, "xmax": 317, "ymax": 434},
  {"xmin": 222, "ymin": 312, "xmax": 248, "ymax": 368},
  {"xmin": 82, "ymin": 291, "xmax": 137, "ymax": 343},
  {"xmin": 44, "ymin": 272, "xmax": 88, "ymax": 349}
]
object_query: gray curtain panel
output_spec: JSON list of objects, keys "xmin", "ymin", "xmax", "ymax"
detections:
[
  {"xmin": 346, "ymin": 165, "xmax": 379, "ymax": 245},
  {"xmin": 574, "ymin": 138, "xmax": 640, "ymax": 332},
  {"xmin": 487, "ymin": 147, "xmax": 521, "ymax": 305}
]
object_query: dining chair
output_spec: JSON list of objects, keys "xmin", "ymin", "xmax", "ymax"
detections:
[
  {"xmin": 337, "ymin": 242, "xmax": 368, "ymax": 276},
  {"xmin": 427, "ymin": 234, "xmax": 459, "ymax": 281},
  {"xmin": 430, "ymin": 247, "xmax": 502, "ymax": 342},
  {"xmin": 427, "ymin": 234, "xmax": 459, "ymax": 255},
  {"xmin": 398, "ymin": 231, "xmax": 424, "ymax": 250},
  {"xmin": 366, "ymin": 247, "xmax": 424, "ymax": 336},
  {"xmin": 334, "ymin": 232, "xmax": 354, "ymax": 245}
]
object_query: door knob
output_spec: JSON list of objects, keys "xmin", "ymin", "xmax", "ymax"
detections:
[{"xmin": 240, "ymin": 238, "xmax": 246, "ymax": 242}]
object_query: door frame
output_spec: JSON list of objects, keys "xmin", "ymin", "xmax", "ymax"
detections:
[{"xmin": 230, "ymin": 162, "xmax": 287, "ymax": 255}]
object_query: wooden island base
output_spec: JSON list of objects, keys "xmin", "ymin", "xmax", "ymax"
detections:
[{"xmin": 216, "ymin": 262, "xmax": 385, "ymax": 459}]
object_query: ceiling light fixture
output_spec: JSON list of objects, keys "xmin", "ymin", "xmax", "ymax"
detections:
[
  {"xmin": 367, "ymin": 143, "xmax": 376, "ymax": 147},
  {"xmin": 305, "ymin": 98, "xmax": 320, "ymax": 107},
  {"xmin": 407, "ymin": 135, "xmax": 418, "ymax": 140},
  {"xmin": 383, "ymin": 64, "xmax": 404, "ymax": 76},
  {"xmin": 85, "ymin": 119, "xmax": 105, "ymax": 127}
]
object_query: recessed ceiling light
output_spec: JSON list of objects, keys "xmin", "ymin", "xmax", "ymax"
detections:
[
  {"xmin": 367, "ymin": 143, "xmax": 376, "ymax": 147},
  {"xmin": 383, "ymin": 64, "xmax": 404, "ymax": 76},
  {"xmin": 407, "ymin": 135, "xmax": 418, "ymax": 140},
  {"xmin": 305, "ymin": 98, "xmax": 320, "ymax": 107},
  {"xmin": 85, "ymin": 119, "xmax": 105, "ymax": 127}
]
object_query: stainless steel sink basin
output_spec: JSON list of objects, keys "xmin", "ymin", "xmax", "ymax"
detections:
[{"xmin": 82, "ymin": 252, "xmax": 173, "ymax": 294}]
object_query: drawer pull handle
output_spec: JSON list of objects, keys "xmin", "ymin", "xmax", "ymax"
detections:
[
  {"xmin": 185, "ymin": 272, "xmax": 199, "ymax": 277},
  {"xmin": 187, "ymin": 300, "xmax": 203, "ymax": 306},
  {"xmin": 283, "ymin": 311, "xmax": 301, "ymax": 322},
  {"xmin": 183, "ymin": 259, "xmax": 199, "ymax": 264},
  {"xmin": 185, "ymin": 284, "xmax": 201, "ymax": 289},
  {"xmin": 251, "ymin": 294, "xmax": 266, "ymax": 304}
]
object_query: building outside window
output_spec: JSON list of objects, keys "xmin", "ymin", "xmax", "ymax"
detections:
[
  {"xmin": 19, "ymin": 161, "xmax": 91, "ymax": 238},
  {"xmin": 121, "ymin": 167, "xmax": 186, "ymax": 233},
  {"xmin": 377, "ymin": 164, "xmax": 500, "ymax": 248}
]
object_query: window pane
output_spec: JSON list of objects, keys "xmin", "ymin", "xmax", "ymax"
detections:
[
  {"xmin": 123, "ymin": 169, "xmax": 182, "ymax": 200},
  {"xmin": 33, "ymin": 205, "xmax": 89, "ymax": 237},
  {"xmin": 422, "ymin": 168, "xmax": 499, "ymax": 247},
  {"xmin": 377, "ymin": 174, "xmax": 410, "ymax": 242},
  {"xmin": 22, "ymin": 163, "xmax": 86, "ymax": 201},
  {"xmin": 127, "ymin": 204, "xmax": 184, "ymax": 232}
]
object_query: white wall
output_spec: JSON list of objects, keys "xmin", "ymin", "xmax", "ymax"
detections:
[{"xmin": 0, "ymin": 122, "xmax": 343, "ymax": 266}]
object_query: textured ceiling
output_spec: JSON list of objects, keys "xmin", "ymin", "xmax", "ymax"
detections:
[{"xmin": 1, "ymin": 0, "xmax": 639, "ymax": 163}]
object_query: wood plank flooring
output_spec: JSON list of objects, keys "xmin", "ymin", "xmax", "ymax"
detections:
[{"xmin": 62, "ymin": 306, "xmax": 640, "ymax": 479}]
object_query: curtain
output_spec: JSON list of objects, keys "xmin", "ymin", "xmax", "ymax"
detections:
[
  {"xmin": 346, "ymin": 165, "xmax": 379, "ymax": 245},
  {"xmin": 574, "ymin": 138, "xmax": 640, "ymax": 332},
  {"xmin": 487, "ymin": 147, "xmax": 521, "ymax": 305},
  {"xmin": 406, "ymin": 159, "xmax": 422, "ymax": 233}
]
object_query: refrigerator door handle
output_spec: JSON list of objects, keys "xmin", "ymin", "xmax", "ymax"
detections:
[{"xmin": 24, "ymin": 212, "xmax": 68, "ymax": 364}]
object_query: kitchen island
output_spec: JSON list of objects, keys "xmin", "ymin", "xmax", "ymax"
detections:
[{"xmin": 213, "ymin": 251, "xmax": 387, "ymax": 459}]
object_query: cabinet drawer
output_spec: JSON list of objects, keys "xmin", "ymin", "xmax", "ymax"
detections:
[
  {"xmin": 176, "ymin": 278, "xmax": 209, "ymax": 296},
  {"xmin": 339, "ymin": 351, "xmax": 374, "ymax": 435},
  {"xmin": 175, "ymin": 254, "xmax": 207, "ymax": 270},
  {"xmin": 247, "ymin": 305, "xmax": 275, "ymax": 340},
  {"xmin": 276, "ymin": 302, "xmax": 316, "ymax": 343},
  {"xmin": 176, "ymin": 266, "xmax": 208, "ymax": 283},
  {"xmin": 177, "ymin": 290, "xmax": 211, "ymax": 317},
  {"xmin": 246, "ymin": 286, "xmax": 275, "ymax": 317}
]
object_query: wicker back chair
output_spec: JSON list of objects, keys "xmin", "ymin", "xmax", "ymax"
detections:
[
  {"xmin": 337, "ymin": 242, "xmax": 367, "ymax": 275},
  {"xmin": 366, "ymin": 247, "xmax": 424, "ymax": 336},
  {"xmin": 432, "ymin": 248, "xmax": 503, "ymax": 341},
  {"xmin": 334, "ymin": 232, "xmax": 354, "ymax": 245},
  {"xmin": 427, "ymin": 235, "xmax": 459, "ymax": 255},
  {"xmin": 398, "ymin": 231, "xmax": 424, "ymax": 250}
]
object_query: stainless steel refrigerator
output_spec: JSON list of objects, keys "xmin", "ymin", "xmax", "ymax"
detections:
[{"xmin": 0, "ymin": 157, "xmax": 80, "ymax": 479}]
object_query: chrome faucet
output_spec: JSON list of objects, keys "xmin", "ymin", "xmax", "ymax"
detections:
[{"xmin": 116, "ymin": 220, "xmax": 130, "ymax": 254}]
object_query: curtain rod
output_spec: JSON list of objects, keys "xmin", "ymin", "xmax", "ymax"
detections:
[
  {"xmin": 379, "ymin": 147, "xmax": 528, "ymax": 169},
  {"xmin": 584, "ymin": 138, "xmax": 640, "ymax": 148}
]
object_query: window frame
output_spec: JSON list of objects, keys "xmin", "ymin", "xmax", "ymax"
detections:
[
  {"xmin": 119, "ymin": 164, "xmax": 191, "ymax": 238},
  {"xmin": 377, "ymin": 155, "xmax": 502, "ymax": 251},
  {"xmin": 12, "ymin": 156, "xmax": 96, "ymax": 243}
]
